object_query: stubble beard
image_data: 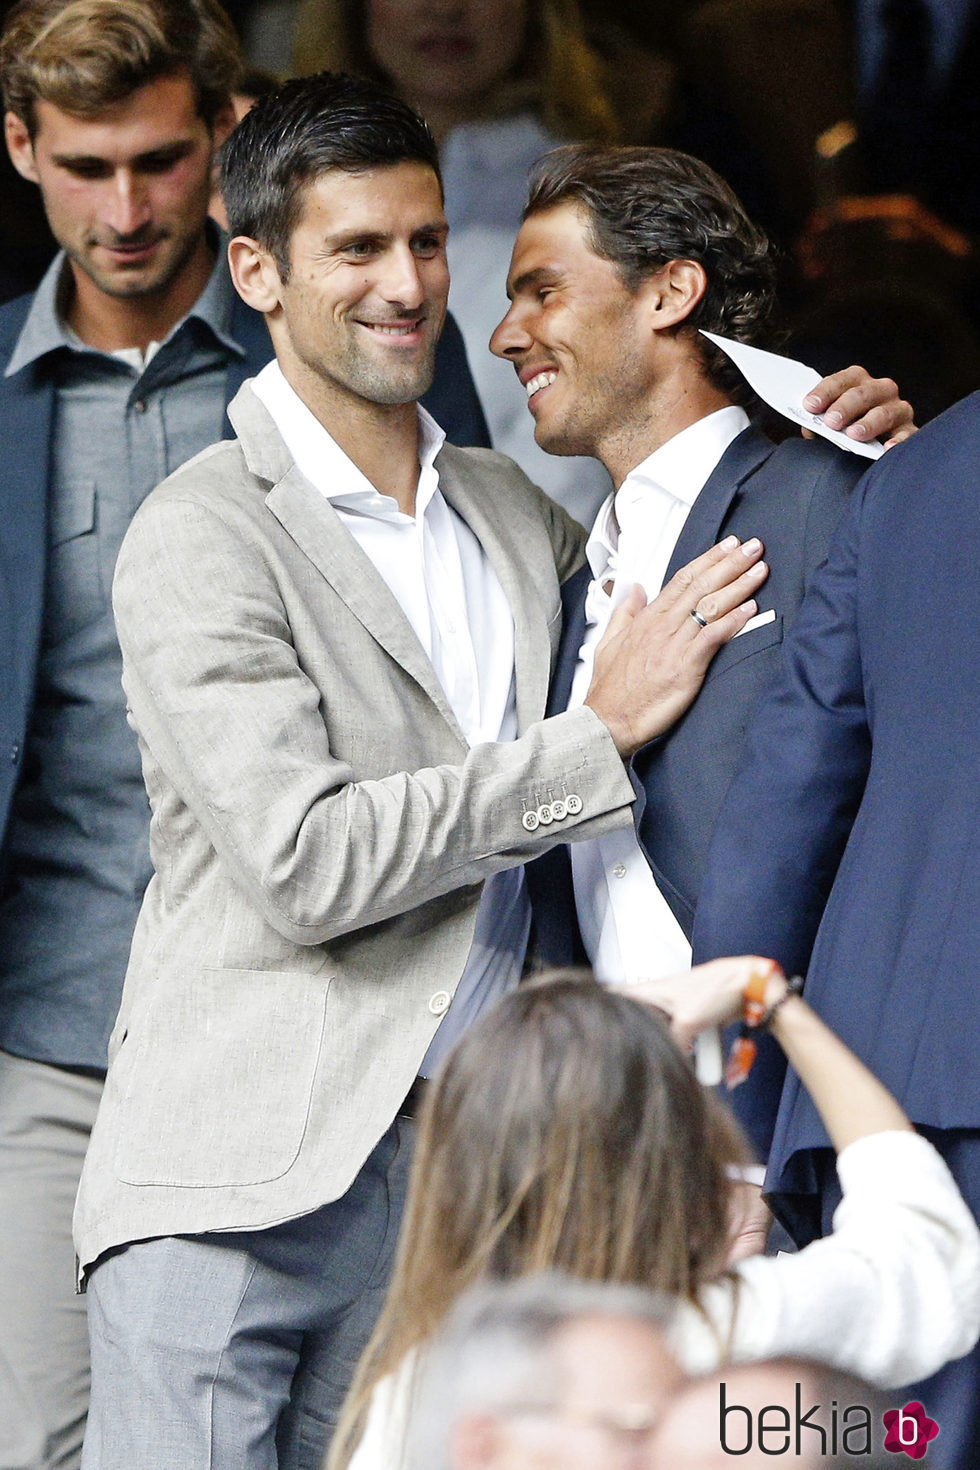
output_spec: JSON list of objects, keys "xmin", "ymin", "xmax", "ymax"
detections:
[
  {"xmin": 324, "ymin": 329, "xmax": 440, "ymax": 409},
  {"xmin": 66, "ymin": 222, "xmax": 207, "ymax": 302}
]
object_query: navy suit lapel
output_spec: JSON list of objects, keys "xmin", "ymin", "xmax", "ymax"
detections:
[
  {"xmin": 0, "ymin": 359, "xmax": 52, "ymax": 729},
  {"xmin": 662, "ymin": 424, "xmax": 775, "ymax": 587},
  {"xmin": 546, "ymin": 563, "xmax": 590, "ymax": 717},
  {"xmin": 526, "ymin": 562, "xmax": 592, "ymax": 967}
]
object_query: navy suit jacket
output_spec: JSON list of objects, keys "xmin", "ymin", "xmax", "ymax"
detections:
[
  {"xmin": 0, "ymin": 289, "xmax": 488, "ymax": 849},
  {"xmin": 527, "ymin": 424, "xmax": 864, "ymax": 968},
  {"xmin": 693, "ymin": 392, "xmax": 980, "ymax": 1238}
]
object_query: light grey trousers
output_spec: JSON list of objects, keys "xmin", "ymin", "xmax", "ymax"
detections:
[
  {"xmin": 81, "ymin": 1119, "xmax": 413, "ymax": 1470},
  {"xmin": 0, "ymin": 1050, "xmax": 103, "ymax": 1470}
]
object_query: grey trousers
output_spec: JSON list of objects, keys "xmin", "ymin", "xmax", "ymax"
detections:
[
  {"xmin": 0, "ymin": 1050, "xmax": 103, "ymax": 1470},
  {"xmin": 81, "ymin": 1119, "xmax": 413, "ymax": 1470}
]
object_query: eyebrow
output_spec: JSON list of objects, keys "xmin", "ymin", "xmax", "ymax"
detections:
[
  {"xmin": 323, "ymin": 219, "xmax": 449, "ymax": 249},
  {"xmin": 50, "ymin": 139, "xmax": 197, "ymax": 169},
  {"xmin": 505, "ymin": 265, "xmax": 559, "ymax": 301}
]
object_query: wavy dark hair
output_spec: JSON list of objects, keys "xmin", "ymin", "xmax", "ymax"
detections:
[{"xmin": 525, "ymin": 143, "xmax": 777, "ymax": 400}]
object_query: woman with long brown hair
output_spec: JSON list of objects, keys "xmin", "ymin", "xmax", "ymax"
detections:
[
  {"xmin": 330, "ymin": 961, "xmax": 980, "ymax": 1468},
  {"xmin": 293, "ymin": 0, "xmax": 619, "ymax": 148}
]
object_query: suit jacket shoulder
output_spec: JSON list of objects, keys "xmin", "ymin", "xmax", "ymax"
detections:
[
  {"xmin": 0, "ymin": 291, "xmax": 33, "ymax": 358},
  {"xmin": 530, "ymin": 424, "xmax": 869, "ymax": 964}
]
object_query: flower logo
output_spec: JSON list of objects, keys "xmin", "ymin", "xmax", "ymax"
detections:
[{"xmin": 883, "ymin": 1401, "xmax": 939, "ymax": 1458}]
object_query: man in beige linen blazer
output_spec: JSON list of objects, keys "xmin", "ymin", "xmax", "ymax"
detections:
[{"xmin": 73, "ymin": 74, "xmax": 767, "ymax": 1468}]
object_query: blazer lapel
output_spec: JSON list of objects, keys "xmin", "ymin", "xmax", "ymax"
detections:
[
  {"xmin": 0, "ymin": 363, "xmax": 52, "ymax": 719},
  {"xmin": 438, "ymin": 454, "xmax": 553, "ymax": 733},
  {"xmin": 229, "ymin": 385, "xmax": 469, "ymax": 742},
  {"xmin": 547, "ymin": 564, "xmax": 590, "ymax": 718},
  {"xmin": 662, "ymin": 424, "xmax": 775, "ymax": 587}
]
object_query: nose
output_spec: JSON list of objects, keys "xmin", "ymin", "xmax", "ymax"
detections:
[
  {"xmin": 489, "ymin": 299, "xmax": 532, "ymax": 360},
  {"xmin": 378, "ymin": 243, "xmax": 426, "ymax": 310},
  {"xmin": 106, "ymin": 169, "xmax": 151, "ymax": 238}
]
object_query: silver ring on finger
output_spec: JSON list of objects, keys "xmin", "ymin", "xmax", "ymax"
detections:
[{"xmin": 690, "ymin": 608, "xmax": 709, "ymax": 629}]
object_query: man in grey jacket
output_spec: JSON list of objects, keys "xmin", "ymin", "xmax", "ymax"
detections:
[{"xmin": 73, "ymin": 73, "xmax": 769, "ymax": 1468}]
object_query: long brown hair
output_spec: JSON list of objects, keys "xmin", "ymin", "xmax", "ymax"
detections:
[
  {"xmin": 292, "ymin": 0, "xmax": 617, "ymax": 144},
  {"xmin": 328, "ymin": 975, "xmax": 749, "ymax": 1469}
]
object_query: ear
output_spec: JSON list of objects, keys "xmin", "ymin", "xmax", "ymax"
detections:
[
  {"xmin": 641, "ymin": 259, "xmax": 708, "ymax": 333},
  {"xmin": 227, "ymin": 235, "xmax": 284, "ymax": 315},
  {"xmin": 5, "ymin": 111, "xmax": 39, "ymax": 183}
]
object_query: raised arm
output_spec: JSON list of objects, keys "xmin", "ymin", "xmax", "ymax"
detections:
[
  {"xmin": 625, "ymin": 959, "xmax": 980, "ymax": 1387},
  {"xmin": 635, "ymin": 957, "xmax": 912, "ymax": 1153}
]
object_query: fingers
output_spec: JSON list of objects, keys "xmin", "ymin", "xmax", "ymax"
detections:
[
  {"xmin": 660, "ymin": 535, "xmax": 766, "ymax": 621},
  {"xmin": 803, "ymin": 364, "xmax": 871, "ymax": 416},
  {"xmin": 665, "ymin": 955, "xmax": 783, "ymax": 1047},
  {"xmin": 689, "ymin": 556, "xmax": 767, "ymax": 631},
  {"xmin": 803, "ymin": 366, "xmax": 914, "ymax": 444},
  {"xmin": 584, "ymin": 540, "xmax": 766, "ymax": 757},
  {"xmin": 883, "ymin": 422, "xmax": 918, "ymax": 450}
]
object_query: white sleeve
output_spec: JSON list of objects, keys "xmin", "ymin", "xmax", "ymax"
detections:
[
  {"xmin": 348, "ymin": 1359, "xmax": 416, "ymax": 1470},
  {"xmin": 685, "ymin": 1130, "xmax": 980, "ymax": 1388}
]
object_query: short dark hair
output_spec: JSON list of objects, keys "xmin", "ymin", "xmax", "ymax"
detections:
[
  {"xmin": 0, "ymin": 0, "xmax": 242, "ymax": 135},
  {"xmin": 219, "ymin": 71, "xmax": 441, "ymax": 280},
  {"xmin": 524, "ymin": 143, "xmax": 777, "ymax": 398}
]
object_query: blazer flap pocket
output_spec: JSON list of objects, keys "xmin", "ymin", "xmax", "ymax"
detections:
[
  {"xmin": 50, "ymin": 481, "xmax": 96, "ymax": 546},
  {"xmin": 703, "ymin": 614, "xmax": 783, "ymax": 684},
  {"xmin": 114, "ymin": 966, "xmax": 330, "ymax": 1188}
]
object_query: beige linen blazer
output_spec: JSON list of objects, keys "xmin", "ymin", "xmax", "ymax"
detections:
[{"xmin": 73, "ymin": 384, "xmax": 636, "ymax": 1273}]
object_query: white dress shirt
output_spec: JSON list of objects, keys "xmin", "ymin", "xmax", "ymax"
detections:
[
  {"xmin": 567, "ymin": 405, "xmax": 749, "ymax": 985},
  {"xmin": 251, "ymin": 362, "xmax": 529, "ymax": 1071}
]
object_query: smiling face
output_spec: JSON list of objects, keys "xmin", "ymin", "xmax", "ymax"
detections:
[
  {"xmin": 5, "ymin": 71, "xmax": 221, "ymax": 329},
  {"xmin": 367, "ymin": 0, "xmax": 527, "ymax": 123},
  {"xmin": 490, "ymin": 202, "xmax": 660, "ymax": 478},
  {"xmin": 259, "ymin": 161, "xmax": 449, "ymax": 419}
]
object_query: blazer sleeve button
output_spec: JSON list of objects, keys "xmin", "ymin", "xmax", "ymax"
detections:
[
  {"xmin": 565, "ymin": 793, "xmax": 583, "ymax": 815},
  {"xmin": 428, "ymin": 990, "xmax": 451, "ymax": 1016},
  {"xmin": 521, "ymin": 809, "xmax": 539, "ymax": 832},
  {"xmin": 537, "ymin": 804, "xmax": 554, "ymax": 826}
]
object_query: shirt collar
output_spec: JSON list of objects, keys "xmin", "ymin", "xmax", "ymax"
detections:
[
  {"xmin": 250, "ymin": 358, "xmax": 447, "ymax": 519},
  {"xmin": 585, "ymin": 404, "xmax": 749, "ymax": 582},
  {"xmin": 6, "ymin": 224, "xmax": 245, "ymax": 379}
]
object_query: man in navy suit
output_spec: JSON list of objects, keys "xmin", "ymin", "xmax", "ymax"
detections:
[
  {"xmin": 491, "ymin": 143, "xmax": 909, "ymax": 996},
  {"xmin": 0, "ymin": 2, "xmax": 487, "ymax": 1463},
  {"xmin": 692, "ymin": 392, "xmax": 980, "ymax": 1468}
]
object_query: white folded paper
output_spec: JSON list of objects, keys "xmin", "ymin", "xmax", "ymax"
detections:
[{"xmin": 701, "ymin": 331, "xmax": 884, "ymax": 461}]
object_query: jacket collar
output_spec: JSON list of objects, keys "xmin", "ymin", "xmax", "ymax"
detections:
[
  {"xmin": 662, "ymin": 422, "xmax": 776, "ymax": 585},
  {"xmin": 547, "ymin": 423, "xmax": 776, "ymax": 719},
  {"xmin": 228, "ymin": 382, "xmax": 549, "ymax": 738}
]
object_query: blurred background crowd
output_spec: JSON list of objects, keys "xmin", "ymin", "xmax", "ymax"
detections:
[{"xmin": 4, "ymin": 0, "xmax": 980, "ymax": 516}]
